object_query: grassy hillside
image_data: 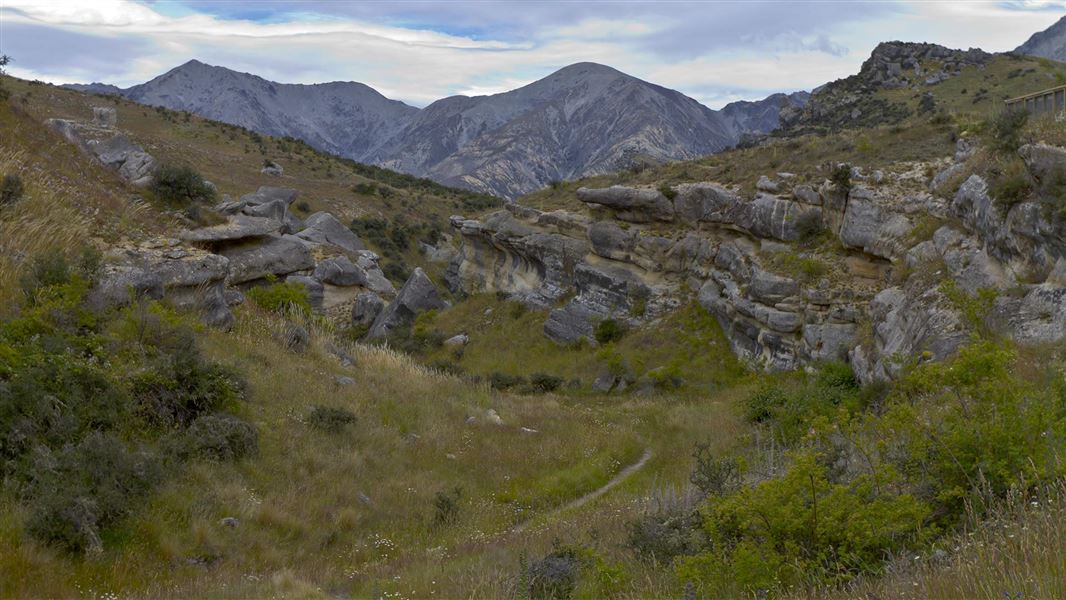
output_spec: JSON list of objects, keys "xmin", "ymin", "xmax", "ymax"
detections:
[{"xmin": 1, "ymin": 75, "xmax": 501, "ymax": 286}]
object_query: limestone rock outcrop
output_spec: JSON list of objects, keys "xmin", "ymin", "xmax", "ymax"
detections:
[{"xmin": 367, "ymin": 268, "xmax": 449, "ymax": 338}]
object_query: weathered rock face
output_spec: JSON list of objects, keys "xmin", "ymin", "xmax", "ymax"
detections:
[
  {"xmin": 218, "ymin": 235, "xmax": 314, "ymax": 285},
  {"xmin": 951, "ymin": 174, "xmax": 1066, "ymax": 276},
  {"xmin": 838, "ymin": 186, "xmax": 914, "ymax": 260},
  {"xmin": 296, "ymin": 212, "xmax": 365, "ymax": 254},
  {"xmin": 88, "ymin": 243, "xmax": 234, "ymax": 329},
  {"xmin": 351, "ymin": 292, "xmax": 386, "ymax": 327},
  {"xmin": 367, "ymin": 268, "xmax": 449, "ymax": 338},
  {"xmin": 698, "ymin": 254, "xmax": 862, "ymax": 371},
  {"xmin": 46, "ymin": 117, "xmax": 157, "ymax": 187},
  {"xmin": 544, "ymin": 262, "xmax": 675, "ymax": 345},
  {"xmin": 446, "ymin": 209, "xmax": 587, "ymax": 307},
  {"xmin": 314, "ymin": 256, "xmax": 367, "ymax": 287},
  {"xmin": 180, "ymin": 215, "xmax": 281, "ymax": 243},
  {"xmin": 577, "ymin": 186, "xmax": 674, "ymax": 222},
  {"xmin": 449, "ymin": 140, "xmax": 1066, "ymax": 380}
]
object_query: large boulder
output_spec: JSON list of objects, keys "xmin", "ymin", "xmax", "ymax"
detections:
[
  {"xmin": 355, "ymin": 251, "xmax": 396, "ymax": 296},
  {"xmin": 544, "ymin": 302, "xmax": 599, "ymax": 345},
  {"xmin": 352, "ymin": 292, "xmax": 386, "ymax": 327},
  {"xmin": 734, "ymin": 193, "xmax": 823, "ymax": 242},
  {"xmin": 87, "ymin": 249, "xmax": 234, "ymax": 329},
  {"xmin": 673, "ymin": 183, "xmax": 743, "ymax": 223},
  {"xmin": 366, "ymin": 268, "xmax": 449, "ymax": 338},
  {"xmin": 839, "ymin": 188, "xmax": 913, "ymax": 259},
  {"xmin": 219, "ymin": 235, "xmax": 314, "ymax": 284},
  {"xmin": 180, "ymin": 215, "xmax": 280, "ymax": 244},
  {"xmin": 313, "ymin": 256, "xmax": 367, "ymax": 287},
  {"xmin": 587, "ymin": 221, "xmax": 637, "ymax": 261},
  {"xmin": 577, "ymin": 186, "xmax": 674, "ymax": 222},
  {"xmin": 1019, "ymin": 143, "xmax": 1066, "ymax": 193},
  {"xmin": 296, "ymin": 212, "xmax": 366, "ymax": 254},
  {"xmin": 91, "ymin": 134, "xmax": 156, "ymax": 186}
]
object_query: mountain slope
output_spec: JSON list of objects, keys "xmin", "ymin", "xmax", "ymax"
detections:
[
  {"xmin": 66, "ymin": 61, "xmax": 805, "ymax": 199},
  {"xmin": 1016, "ymin": 15, "xmax": 1066, "ymax": 62},
  {"xmin": 121, "ymin": 60, "xmax": 420, "ymax": 159},
  {"xmin": 371, "ymin": 62, "xmax": 746, "ymax": 198}
]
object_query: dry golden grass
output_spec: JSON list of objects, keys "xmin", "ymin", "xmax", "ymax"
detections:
[
  {"xmin": 0, "ymin": 101, "xmax": 162, "ymax": 314},
  {"xmin": 0, "ymin": 303, "xmax": 749, "ymax": 598}
]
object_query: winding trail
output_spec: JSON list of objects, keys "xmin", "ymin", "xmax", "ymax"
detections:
[{"xmin": 510, "ymin": 447, "xmax": 653, "ymax": 534}]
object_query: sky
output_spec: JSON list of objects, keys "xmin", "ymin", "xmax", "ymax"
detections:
[{"xmin": 0, "ymin": 1, "xmax": 1063, "ymax": 109}]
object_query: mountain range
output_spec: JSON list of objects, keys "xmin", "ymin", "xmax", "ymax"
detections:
[
  {"xmin": 1015, "ymin": 14, "xmax": 1066, "ymax": 62},
  {"xmin": 65, "ymin": 61, "xmax": 807, "ymax": 198},
  {"xmin": 61, "ymin": 14, "xmax": 1065, "ymax": 199}
]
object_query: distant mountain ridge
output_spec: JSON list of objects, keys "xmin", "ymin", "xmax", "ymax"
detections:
[
  {"xmin": 65, "ymin": 60, "xmax": 807, "ymax": 198},
  {"xmin": 1015, "ymin": 15, "xmax": 1066, "ymax": 62}
]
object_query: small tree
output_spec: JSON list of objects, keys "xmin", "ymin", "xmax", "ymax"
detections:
[{"xmin": 150, "ymin": 164, "xmax": 216, "ymax": 205}]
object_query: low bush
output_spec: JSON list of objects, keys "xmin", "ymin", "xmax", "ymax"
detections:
[
  {"xmin": 0, "ymin": 264, "xmax": 255, "ymax": 552},
  {"xmin": 676, "ymin": 339, "xmax": 1066, "ymax": 595},
  {"xmin": 490, "ymin": 371, "xmax": 526, "ymax": 391},
  {"xmin": 169, "ymin": 413, "xmax": 258, "ymax": 461},
  {"xmin": 989, "ymin": 157, "xmax": 1032, "ymax": 206},
  {"xmin": 246, "ymin": 281, "xmax": 312, "ymax": 316},
  {"xmin": 528, "ymin": 546, "xmax": 582, "ymax": 599},
  {"xmin": 627, "ymin": 504, "xmax": 707, "ymax": 563},
  {"xmin": 830, "ymin": 163, "xmax": 852, "ymax": 195},
  {"xmin": 150, "ymin": 163, "xmax": 216, "ymax": 205},
  {"xmin": 432, "ymin": 486, "xmax": 462, "ymax": 526},
  {"xmin": 529, "ymin": 372, "xmax": 563, "ymax": 393},
  {"xmin": 987, "ymin": 109, "xmax": 1029, "ymax": 155},
  {"xmin": 594, "ymin": 318, "xmax": 627, "ymax": 345},
  {"xmin": 0, "ymin": 173, "xmax": 24, "ymax": 206},
  {"xmin": 690, "ymin": 444, "xmax": 741, "ymax": 498},
  {"xmin": 23, "ymin": 433, "xmax": 163, "ymax": 553},
  {"xmin": 307, "ymin": 405, "xmax": 358, "ymax": 433}
]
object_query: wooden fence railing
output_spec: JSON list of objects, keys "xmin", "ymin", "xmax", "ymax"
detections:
[{"xmin": 1005, "ymin": 84, "xmax": 1066, "ymax": 116}]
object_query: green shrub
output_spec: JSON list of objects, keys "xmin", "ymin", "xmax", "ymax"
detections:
[
  {"xmin": 529, "ymin": 372, "xmax": 563, "ymax": 393},
  {"xmin": 987, "ymin": 109, "xmax": 1028, "ymax": 154},
  {"xmin": 657, "ymin": 184, "xmax": 677, "ymax": 200},
  {"xmin": 18, "ymin": 249, "xmax": 72, "ymax": 299},
  {"xmin": 528, "ymin": 545, "xmax": 582, "ymax": 600},
  {"xmin": 171, "ymin": 413, "xmax": 258, "ymax": 461},
  {"xmin": 830, "ymin": 164, "xmax": 852, "ymax": 195},
  {"xmin": 23, "ymin": 433, "xmax": 163, "ymax": 553},
  {"xmin": 989, "ymin": 158, "xmax": 1032, "ymax": 206},
  {"xmin": 0, "ymin": 173, "xmax": 24, "ymax": 206},
  {"xmin": 490, "ymin": 372, "xmax": 526, "ymax": 391},
  {"xmin": 149, "ymin": 164, "xmax": 216, "ymax": 205},
  {"xmin": 794, "ymin": 210, "xmax": 825, "ymax": 243},
  {"xmin": 130, "ymin": 336, "xmax": 247, "ymax": 427},
  {"xmin": 594, "ymin": 318, "xmax": 626, "ymax": 345},
  {"xmin": 742, "ymin": 383, "xmax": 788, "ymax": 423},
  {"xmin": 246, "ymin": 281, "xmax": 311, "ymax": 316},
  {"xmin": 307, "ymin": 405, "xmax": 357, "ymax": 433},
  {"xmin": 626, "ymin": 508, "xmax": 706, "ymax": 563},
  {"xmin": 690, "ymin": 444, "xmax": 741, "ymax": 497},
  {"xmin": 432, "ymin": 486, "xmax": 462, "ymax": 526}
]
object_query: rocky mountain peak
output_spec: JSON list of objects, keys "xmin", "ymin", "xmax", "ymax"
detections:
[{"xmin": 1015, "ymin": 15, "xmax": 1066, "ymax": 62}]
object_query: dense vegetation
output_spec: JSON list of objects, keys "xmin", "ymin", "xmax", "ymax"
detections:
[{"xmin": 0, "ymin": 252, "xmax": 254, "ymax": 554}]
